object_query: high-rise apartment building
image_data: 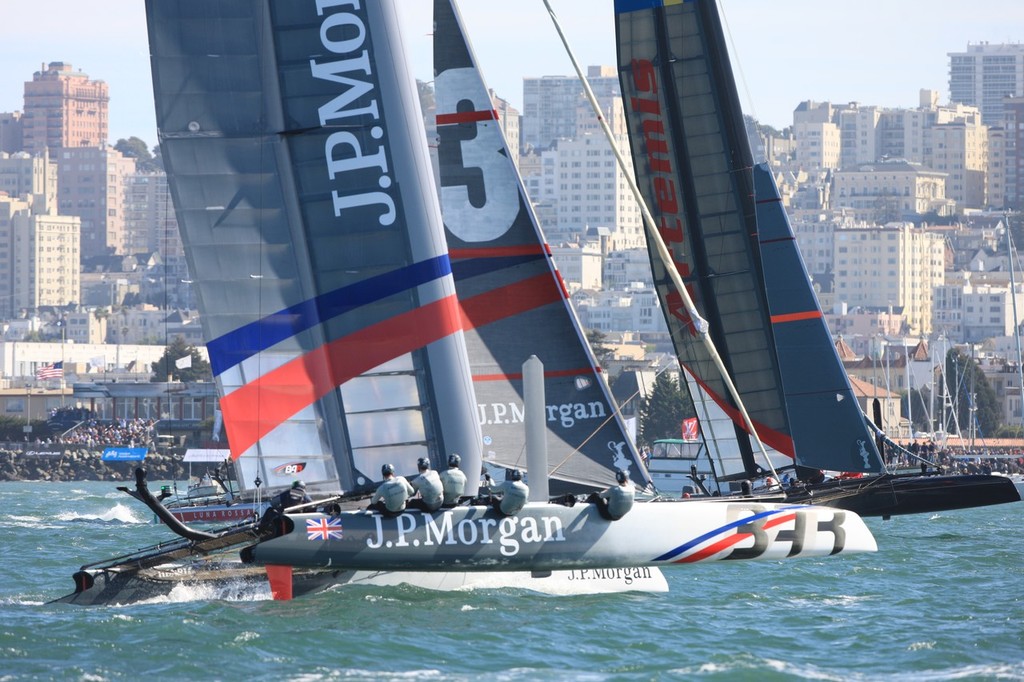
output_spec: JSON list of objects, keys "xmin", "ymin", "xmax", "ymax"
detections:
[
  {"xmin": 552, "ymin": 131, "xmax": 641, "ymax": 251},
  {"xmin": 0, "ymin": 113, "xmax": 23, "ymax": 154},
  {"xmin": 792, "ymin": 101, "xmax": 841, "ymax": 170},
  {"xmin": 832, "ymin": 224, "xmax": 945, "ymax": 335},
  {"xmin": 925, "ymin": 116, "xmax": 988, "ymax": 209},
  {"xmin": 22, "ymin": 62, "xmax": 109, "ymax": 155},
  {"xmin": 521, "ymin": 66, "xmax": 620, "ymax": 152},
  {"xmin": 949, "ymin": 43, "xmax": 1024, "ymax": 127},
  {"xmin": 1003, "ymin": 95, "xmax": 1024, "ymax": 210},
  {"xmin": 56, "ymin": 146, "xmax": 136, "ymax": 259},
  {"xmin": 0, "ymin": 151, "xmax": 58, "ymax": 213},
  {"xmin": 0, "ymin": 194, "xmax": 80, "ymax": 316}
]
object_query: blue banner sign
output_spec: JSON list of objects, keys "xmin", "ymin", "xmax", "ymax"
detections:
[{"xmin": 101, "ymin": 447, "xmax": 148, "ymax": 462}]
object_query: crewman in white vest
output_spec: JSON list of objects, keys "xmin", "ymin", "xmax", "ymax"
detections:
[
  {"xmin": 410, "ymin": 457, "xmax": 444, "ymax": 512},
  {"xmin": 438, "ymin": 453, "xmax": 467, "ymax": 506},
  {"xmin": 595, "ymin": 469, "xmax": 634, "ymax": 520},
  {"xmin": 483, "ymin": 468, "xmax": 529, "ymax": 516},
  {"xmin": 369, "ymin": 463, "xmax": 414, "ymax": 515}
]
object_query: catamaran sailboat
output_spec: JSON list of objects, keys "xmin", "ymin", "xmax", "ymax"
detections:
[
  {"xmin": 52, "ymin": 0, "xmax": 876, "ymax": 605},
  {"xmin": 611, "ymin": 0, "xmax": 1020, "ymax": 516}
]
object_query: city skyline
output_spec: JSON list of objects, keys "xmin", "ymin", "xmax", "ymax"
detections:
[{"xmin": 0, "ymin": 1, "xmax": 1020, "ymax": 146}]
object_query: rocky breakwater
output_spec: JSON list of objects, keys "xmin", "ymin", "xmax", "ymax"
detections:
[{"xmin": 0, "ymin": 446, "xmax": 184, "ymax": 482}]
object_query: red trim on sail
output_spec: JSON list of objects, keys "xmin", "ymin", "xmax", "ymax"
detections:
[
  {"xmin": 771, "ymin": 310, "xmax": 822, "ymax": 324},
  {"xmin": 436, "ymin": 109, "xmax": 498, "ymax": 125},
  {"xmin": 449, "ymin": 244, "xmax": 548, "ymax": 259},
  {"xmin": 458, "ymin": 273, "xmax": 562, "ymax": 328},
  {"xmin": 685, "ymin": 369, "xmax": 795, "ymax": 458},
  {"xmin": 221, "ymin": 296, "xmax": 464, "ymax": 460}
]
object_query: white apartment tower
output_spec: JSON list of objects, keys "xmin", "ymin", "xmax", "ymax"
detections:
[
  {"xmin": 0, "ymin": 195, "xmax": 81, "ymax": 316},
  {"xmin": 521, "ymin": 66, "xmax": 620, "ymax": 152},
  {"xmin": 949, "ymin": 43, "xmax": 1024, "ymax": 127},
  {"xmin": 832, "ymin": 224, "xmax": 945, "ymax": 336}
]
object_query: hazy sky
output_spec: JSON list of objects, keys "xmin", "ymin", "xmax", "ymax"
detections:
[{"xmin": 1, "ymin": 1, "xmax": 1019, "ymax": 147}]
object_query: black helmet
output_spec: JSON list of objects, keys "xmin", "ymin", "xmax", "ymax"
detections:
[
  {"xmin": 448, "ymin": 453, "xmax": 461, "ymax": 467},
  {"xmin": 509, "ymin": 469, "xmax": 523, "ymax": 481},
  {"xmin": 381, "ymin": 463, "xmax": 395, "ymax": 477},
  {"xmin": 615, "ymin": 469, "xmax": 629, "ymax": 484},
  {"xmin": 292, "ymin": 480, "xmax": 306, "ymax": 489},
  {"xmin": 417, "ymin": 457, "xmax": 430, "ymax": 471}
]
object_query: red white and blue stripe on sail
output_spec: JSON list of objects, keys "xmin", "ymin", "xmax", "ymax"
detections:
[
  {"xmin": 212, "ymin": 256, "xmax": 462, "ymax": 460},
  {"xmin": 211, "ymin": 251, "xmax": 580, "ymax": 461}
]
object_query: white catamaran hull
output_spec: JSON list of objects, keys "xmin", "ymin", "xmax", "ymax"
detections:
[{"xmin": 247, "ymin": 499, "xmax": 876, "ymax": 571}]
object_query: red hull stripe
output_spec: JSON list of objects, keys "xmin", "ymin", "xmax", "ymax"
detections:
[
  {"xmin": 221, "ymin": 296, "xmax": 463, "ymax": 460},
  {"xmin": 771, "ymin": 310, "xmax": 822, "ymax": 324},
  {"xmin": 436, "ymin": 109, "xmax": 498, "ymax": 125}
]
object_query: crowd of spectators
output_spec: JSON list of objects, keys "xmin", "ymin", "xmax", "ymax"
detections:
[
  {"xmin": 888, "ymin": 440, "xmax": 1024, "ymax": 476},
  {"xmin": 47, "ymin": 416, "xmax": 158, "ymax": 448}
]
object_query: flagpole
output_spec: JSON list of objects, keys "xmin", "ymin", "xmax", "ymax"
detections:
[{"xmin": 60, "ymin": 318, "xmax": 66, "ymax": 406}]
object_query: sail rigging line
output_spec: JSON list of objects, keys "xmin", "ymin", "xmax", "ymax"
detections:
[
  {"xmin": 714, "ymin": 0, "xmax": 760, "ymax": 132},
  {"xmin": 540, "ymin": 0, "xmax": 780, "ymax": 482},
  {"xmin": 547, "ymin": 360, "xmax": 676, "ymax": 480}
]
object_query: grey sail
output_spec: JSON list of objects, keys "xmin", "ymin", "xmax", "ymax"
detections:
[
  {"xmin": 433, "ymin": 0, "xmax": 651, "ymax": 490},
  {"xmin": 146, "ymin": 0, "xmax": 483, "ymax": 496}
]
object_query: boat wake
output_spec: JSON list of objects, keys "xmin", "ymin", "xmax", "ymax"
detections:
[{"xmin": 53, "ymin": 503, "xmax": 147, "ymax": 525}]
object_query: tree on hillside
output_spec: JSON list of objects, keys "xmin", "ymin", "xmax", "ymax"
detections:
[
  {"xmin": 151, "ymin": 336, "xmax": 212, "ymax": 383},
  {"xmin": 941, "ymin": 349, "xmax": 1001, "ymax": 437},
  {"xmin": 114, "ymin": 137, "xmax": 161, "ymax": 172},
  {"xmin": 638, "ymin": 372, "xmax": 693, "ymax": 448},
  {"xmin": 585, "ymin": 328, "xmax": 615, "ymax": 370}
]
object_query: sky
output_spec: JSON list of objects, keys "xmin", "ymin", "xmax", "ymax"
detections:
[{"xmin": 1, "ymin": 0, "xmax": 1021, "ymax": 148}]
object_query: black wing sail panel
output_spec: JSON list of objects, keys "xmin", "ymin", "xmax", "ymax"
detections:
[
  {"xmin": 754, "ymin": 166, "xmax": 883, "ymax": 473},
  {"xmin": 147, "ymin": 0, "xmax": 482, "ymax": 494},
  {"xmin": 615, "ymin": 0, "xmax": 792, "ymax": 472},
  {"xmin": 434, "ymin": 0, "xmax": 650, "ymax": 490}
]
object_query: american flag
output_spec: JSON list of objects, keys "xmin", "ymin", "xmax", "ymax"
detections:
[
  {"xmin": 306, "ymin": 516, "xmax": 343, "ymax": 541},
  {"xmin": 36, "ymin": 361, "xmax": 63, "ymax": 380}
]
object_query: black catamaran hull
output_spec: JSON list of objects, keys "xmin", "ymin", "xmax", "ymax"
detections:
[{"xmin": 787, "ymin": 473, "xmax": 1021, "ymax": 518}]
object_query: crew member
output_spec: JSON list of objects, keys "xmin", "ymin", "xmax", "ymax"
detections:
[
  {"xmin": 409, "ymin": 457, "xmax": 444, "ymax": 512},
  {"xmin": 276, "ymin": 480, "xmax": 312, "ymax": 509},
  {"xmin": 593, "ymin": 469, "xmax": 634, "ymax": 520},
  {"xmin": 483, "ymin": 468, "xmax": 529, "ymax": 516},
  {"xmin": 368, "ymin": 463, "xmax": 414, "ymax": 515},
  {"xmin": 438, "ymin": 453, "xmax": 467, "ymax": 506}
]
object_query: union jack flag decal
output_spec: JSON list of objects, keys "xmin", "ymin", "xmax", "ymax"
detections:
[{"xmin": 306, "ymin": 516, "xmax": 343, "ymax": 541}]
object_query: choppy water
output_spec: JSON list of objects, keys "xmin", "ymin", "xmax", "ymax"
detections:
[{"xmin": 1, "ymin": 480, "xmax": 1021, "ymax": 681}]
